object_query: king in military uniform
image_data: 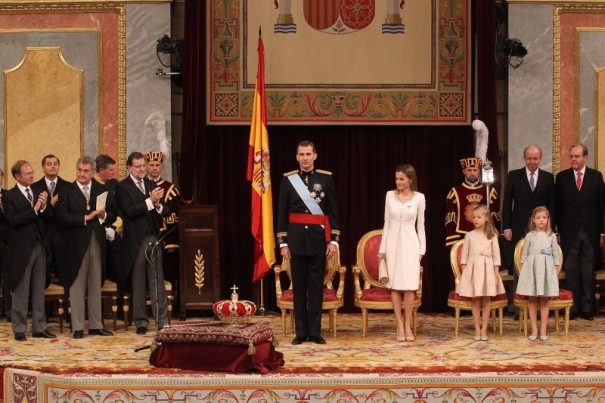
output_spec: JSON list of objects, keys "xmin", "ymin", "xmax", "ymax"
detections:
[
  {"xmin": 277, "ymin": 140, "xmax": 340, "ymax": 346},
  {"xmin": 445, "ymin": 157, "xmax": 500, "ymax": 249}
]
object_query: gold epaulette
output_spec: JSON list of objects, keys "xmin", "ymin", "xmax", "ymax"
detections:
[
  {"xmin": 316, "ymin": 169, "xmax": 332, "ymax": 175},
  {"xmin": 283, "ymin": 170, "xmax": 298, "ymax": 176}
]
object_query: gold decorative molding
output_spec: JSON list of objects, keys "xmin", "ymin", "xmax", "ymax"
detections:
[
  {"xmin": 0, "ymin": 0, "xmax": 169, "ymax": 4},
  {"xmin": 553, "ymin": 6, "xmax": 561, "ymax": 175},
  {"xmin": 553, "ymin": 3, "xmax": 605, "ymax": 174},
  {"xmin": 0, "ymin": 2, "xmax": 127, "ymax": 178},
  {"xmin": 509, "ymin": 0, "xmax": 605, "ymax": 3}
]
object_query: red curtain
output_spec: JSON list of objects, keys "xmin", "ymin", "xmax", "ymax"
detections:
[{"xmin": 180, "ymin": 1, "xmax": 496, "ymax": 313}]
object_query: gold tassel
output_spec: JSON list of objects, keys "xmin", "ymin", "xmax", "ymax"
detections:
[{"xmin": 248, "ymin": 341, "xmax": 256, "ymax": 355}]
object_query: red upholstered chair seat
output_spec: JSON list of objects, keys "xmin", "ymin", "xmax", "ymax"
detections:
[
  {"xmin": 361, "ymin": 287, "xmax": 419, "ymax": 302},
  {"xmin": 447, "ymin": 240, "xmax": 508, "ymax": 336},
  {"xmin": 279, "ymin": 289, "xmax": 339, "ymax": 303},
  {"xmin": 514, "ymin": 288, "xmax": 573, "ymax": 301},
  {"xmin": 352, "ymin": 230, "xmax": 423, "ymax": 337},
  {"xmin": 513, "ymin": 238, "xmax": 573, "ymax": 336},
  {"xmin": 273, "ymin": 246, "xmax": 347, "ymax": 337},
  {"xmin": 448, "ymin": 290, "xmax": 507, "ymax": 302}
]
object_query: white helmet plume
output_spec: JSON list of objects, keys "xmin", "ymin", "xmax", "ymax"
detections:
[{"xmin": 472, "ymin": 119, "xmax": 488, "ymax": 162}]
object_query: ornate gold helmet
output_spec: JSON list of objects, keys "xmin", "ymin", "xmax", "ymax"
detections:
[
  {"xmin": 460, "ymin": 157, "xmax": 482, "ymax": 169},
  {"xmin": 144, "ymin": 151, "xmax": 166, "ymax": 163}
]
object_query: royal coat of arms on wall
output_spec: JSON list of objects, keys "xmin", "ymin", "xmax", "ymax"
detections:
[{"xmin": 207, "ymin": 0, "xmax": 471, "ymax": 125}]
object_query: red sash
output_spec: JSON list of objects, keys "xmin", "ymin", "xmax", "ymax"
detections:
[{"xmin": 288, "ymin": 213, "xmax": 331, "ymax": 242}]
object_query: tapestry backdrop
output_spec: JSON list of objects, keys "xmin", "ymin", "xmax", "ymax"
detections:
[{"xmin": 207, "ymin": 0, "xmax": 471, "ymax": 125}]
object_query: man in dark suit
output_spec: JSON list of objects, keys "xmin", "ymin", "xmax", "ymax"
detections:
[
  {"xmin": 31, "ymin": 154, "xmax": 70, "ymax": 286},
  {"xmin": 0, "ymin": 169, "xmax": 11, "ymax": 320},
  {"xmin": 277, "ymin": 140, "xmax": 340, "ymax": 345},
  {"xmin": 94, "ymin": 154, "xmax": 122, "ymax": 286},
  {"xmin": 502, "ymin": 145, "xmax": 556, "ymax": 313},
  {"xmin": 3, "ymin": 160, "xmax": 56, "ymax": 341},
  {"xmin": 117, "ymin": 151, "xmax": 170, "ymax": 335},
  {"xmin": 55, "ymin": 156, "xmax": 115, "ymax": 338},
  {"xmin": 555, "ymin": 143, "xmax": 605, "ymax": 321}
]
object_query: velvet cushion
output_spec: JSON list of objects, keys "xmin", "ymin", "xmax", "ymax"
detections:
[
  {"xmin": 150, "ymin": 321, "xmax": 284, "ymax": 373},
  {"xmin": 361, "ymin": 287, "xmax": 419, "ymax": 302},
  {"xmin": 279, "ymin": 289, "xmax": 339, "ymax": 303},
  {"xmin": 154, "ymin": 321, "xmax": 273, "ymax": 346}
]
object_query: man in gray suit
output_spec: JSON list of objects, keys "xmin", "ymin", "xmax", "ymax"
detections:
[
  {"xmin": 3, "ymin": 160, "xmax": 55, "ymax": 341},
  {"xmin": 55, "ymin": 156, "xmax": 115, "ymax": 338}
]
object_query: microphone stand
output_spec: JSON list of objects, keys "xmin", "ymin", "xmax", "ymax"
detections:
[{"xmin": 144, "ymin": 214, "xmax": 192, "ymax": 332}]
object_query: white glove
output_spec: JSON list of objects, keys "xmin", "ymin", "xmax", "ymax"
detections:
[{"xmin": 105, "ymin": 227, "xmax": 116, "ymax": 242}]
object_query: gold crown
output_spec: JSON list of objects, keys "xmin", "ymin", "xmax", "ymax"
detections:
[
  {"xmin": 212, "ymin": 285, "xmax": 257, "ymax": 324},
  {"xmin": 144, "ymin": 151, "xmax": 165, "ymax": 163},
  {"xmin": 460, "ymin": 157, "xmax": 482, "ymax": 169},
  {"xmin": 466, "ymin": 193, "xmax": 483, "ymax": 204}
]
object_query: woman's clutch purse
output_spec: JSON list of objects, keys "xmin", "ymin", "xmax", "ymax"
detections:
[{"xmin": 379, "ymin": 260, "xmax": 388, "ymax": 284}]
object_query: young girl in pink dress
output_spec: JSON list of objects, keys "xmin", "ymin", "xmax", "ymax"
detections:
[{"xmin": 457, "ymin": 204, "xmax": 505, "ymax": 341}]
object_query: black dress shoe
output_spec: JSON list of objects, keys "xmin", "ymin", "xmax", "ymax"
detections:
[
  {"xmin": 570, "ymin": 312, "xmax": 579, "ymax": 320},
  {"xmin": 14, "ymin": 332, "xmax": 26, "ymax": 341},
  {"xmin": 136, "ymin": 326, "xmax": 147, "ymax": 335},
  {"xmin": 580, "ymin": 312, "xmax": 594, "ymax": 321},
  {"xmin": 73, "ymin": 330, "xmax": 84, "ymax": 339},
  {"xmin": 32, "ymin": 330, "xmax": 57, "ymax": 339},
  {"xmin": 89, "ymin": 328, "xmax": 113, "ymax": 336},
  {"xmin": 291, "ymin": 336, "xmax": 305, "ymax": 345},
  {"xmin": 308, "ymin": 336, "xmax": 326, "ymax": 344}
]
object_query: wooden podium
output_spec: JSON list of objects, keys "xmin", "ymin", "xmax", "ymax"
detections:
[{"xmin": 178, "ymin": 205, "xmax": 220, "ymax": 320}]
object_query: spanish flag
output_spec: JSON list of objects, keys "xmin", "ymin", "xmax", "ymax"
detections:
[{"xmin": 247, "ymin": 31, "xmax": 276, "ymax": 283}]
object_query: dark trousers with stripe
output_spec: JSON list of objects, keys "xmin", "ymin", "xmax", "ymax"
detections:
[{"xmin": 291, "ymin": 254, "xmax": 324, "ymax": 338}]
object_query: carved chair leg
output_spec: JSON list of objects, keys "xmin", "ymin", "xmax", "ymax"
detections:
[
  {"xmin": 596, "ymin": 284, "xmax": 601, "ymax": 316},
  {"xmin": 361, "ymin": 309, "xmax": 368, "ymax": 338},
  {"xmin": 564, "ymin": 306, "xmax": 570, "ymax": 336},
  {"xmin": 331, "ymin": 310, "xmax": 337, "ymax": 338},
  {"xmin": 111, "ymin": 296, "xmax": 118, "ymax": 331},
  {"xmin": 58, "ymin": 298, "xmax": 64, "ymax": 333},
  {"xmin": 554, "ymin": 309, "xmax": 560, "ymax": 334},
  {"xmin": 413, "ymin": 308, "xmax": 417, "ymax": 337},
  {"xmin": 280, "ymin": 309, "xmax": 286, "ymax": 337},
  {"xmin": 491, "ymin": 308, "xmax": 496, "ymax": 332},
  {"xmin": 454, "ymin": 308, "xmax": 460, "ymax": 337},
  {"xmin": 523, "ymin": 307, "xmax": 528, "ymax": 337},
  {"xmin": 123, "ymin": 295, "xmax": 130, "ymax": 331},
  {"xmin": 498, "ymin": 307, "xmax": 504, "ymax": 336}
]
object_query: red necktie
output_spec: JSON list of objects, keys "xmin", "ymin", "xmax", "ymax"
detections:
[{"xmin": 576, "ymin": 172, "xmax": 583, "ymax": 190}]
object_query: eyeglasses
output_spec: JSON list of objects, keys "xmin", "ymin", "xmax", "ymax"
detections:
[{"xmin": 131, "ymin": 164, "xmax": 146, "ymax": 169}]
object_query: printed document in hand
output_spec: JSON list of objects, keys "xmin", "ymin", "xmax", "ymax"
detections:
[{"xmin": 96, "ymin": 191, "xmax": 108, "ymax": 210}]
